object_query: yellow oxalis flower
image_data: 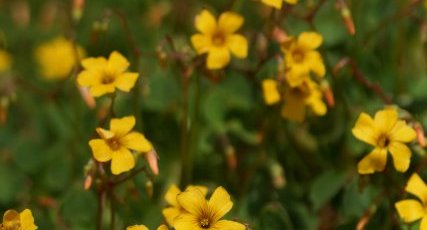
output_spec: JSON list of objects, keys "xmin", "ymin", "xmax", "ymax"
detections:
[
  {"xmin": 352, "ymin": 108, "xmax": 416, "ymax": 174},
  {"xmin": 127, "ymin": 224, "xmax": 168, "ymax": 230},
  {"xmin": 261, "ymin": 0, "xmax": 298, "ymax": 9},
  {"xmin": 162, "ymin": 184, "xmax": 208, "ymax": 226},
  {"xmin": 395, "ymin": 173, "xmax": 427, "ymax": 229},
  {"xmin": 281, "ymin": 78, "xmax": 326, "ymax": 122},
  {"xmin": 35, "ymin": 37, "xmax": 84, "ymax": 80},
  {"xmin": 77, "ymin": 51, "xmax": 139, "ymax": 97},
  {"xmin": 191, "ymin": 10, "xmax": 248, "ymax": 70},
  {"xmin": 1, "ymin": 209, "xmax": 37, "ymax": 230},
  {"xmin": 262, "ymin": 78, "xmax": 326, "ymax": 122},
  {"xmin": 89, "ymin": 116, "xmax": 152, "ymax": 175},
  {"xmin": 0, "ymin": 49, "xmax": 12, "ymax": 73},
  {"xmin": 174, "ymin": 186, "xmax": 245, "ymax": 230},
  {"xmin": 282, "ymin": 32, "xmax": 325, "ymax": 87},
  {"xmin": 262, "ymin": 79, "xmax": 281, "ymax": 105}
]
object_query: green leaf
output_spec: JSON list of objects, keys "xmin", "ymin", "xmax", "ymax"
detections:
[{"xmin": 310, "ymin": 170, "xmax": 348, "ymax": 210}]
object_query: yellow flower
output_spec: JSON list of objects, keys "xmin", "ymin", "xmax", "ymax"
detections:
[
  {"xmin": 281, "ymin": 78, "xmax": 326, "ymax": 122},
  {"xmin": 77, "ymin": 51, "xmax": 139, "ymax": 97},
  {"xmin": 261, "ymin": 0, "xmax": 298, "ymax": 9},
  {"xmin": 262, "ymin": 79, "xmax": 281, "ymax": 105},
  {"xmin": 89, "ymin": 116, "xmax": 152, "ymax": 175},
  {"xmin": 282, "ymin": 32, "xmax": 325, "ymax": 87},
  {"xmin": 352, "ymin": 108, "xmax": 416, "ymax": 174},
  {"xmin": 35, "ymin": 37, "xmax": 84, "ymax": 80},
  {"xmin": 162, "ymin": 184, "xmax": 208, "ymax": 226},
  {"xmin": 396, "ymin": 173, "xmax": 427, "ymax": 229},
  {"xmin": 191, "ymin": 10, "xmax": 248, "ymax": 70},
  {"xmin": 174, "ymin": 186, "xmax": 245, "ymax": 230},
  {"xmin": 0, "ymin": 49, "xmax": 12, "ymax": 73},
  {"xmin": 127, "ymin": 225, "xmax": 168, "ymax": 230},
  {"xmin": 1, "ymin": 209, "xmax": 37, "ymax": 230},
  {"xmin": 262, "ymin": 78, "xmax": 326, "ymax": 122}
]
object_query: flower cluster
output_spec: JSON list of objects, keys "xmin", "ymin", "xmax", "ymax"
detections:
[{"xmin": 262, "ymin": 32, "xmax": 327, "ymax": 122}]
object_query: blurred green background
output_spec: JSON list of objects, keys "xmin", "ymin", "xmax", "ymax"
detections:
[{"xmin": 1, "ymin": 0, "xmax": 427, "ymax": 229}]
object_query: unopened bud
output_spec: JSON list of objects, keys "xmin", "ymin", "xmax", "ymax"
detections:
[
  {"xmin": 225, "ymin": 146, "xmax": 237, "ymax": 170},
  {"xmin": 337, "ymin": 0, "xmax": 356, "ymax": 35},
  {"xmin": 145, "ymin": 149, "xmax": 159, "ymax": 175},
  {"xmin": 79, "ymin": 86, "xmax": 96, "ymax": 109},
  {"xmin": 270, "ymin": 162, "xmax": 286, "ymax": 189},
  {"xmin": 84, "ymin": 175, "xmax": 93, "ymax": 190},
  {"xmin": 321, "ymin": 80, "xmax": 335, "ymax": 107},
  {"xmin": 333, "ymin": 57, "xmax": 349, "ymax": 75},
  {"xmin": 414, "ymin": 122, "xmax": 426, "ymax": 147},
  {"xmin": 38, "ymin": 196, "xmax": 57, "ymax": 208},
  {"xmin": 72, "ymin": 0, "xmax": 85, "ymax": 21},
  {"xmin": 272, "ymin": 27, "xmax": 289, "ymax": 44},
  {"xmin": 145, "ymin": 180, "xmax": 154, "ymax": 198}
]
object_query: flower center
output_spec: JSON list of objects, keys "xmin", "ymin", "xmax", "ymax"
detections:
[
  {"xmin": 200, "ymin": 218, "xmax": 210, "ymax": 229},
  {"xmin": 212, "ymin": 32, "xmax": 226, "ymax": 46},
  {"xmin": 289, "ymin": 84, "xmax": 310, "ymax": 98},
  {"xmin": 291, "ymin": 49, "xmax": 305, "ymax": 63},
  {"xmin": 377, "ymin": 135, "xmax": 390, "ymax": 148},
  {"xmin": 101, "ymin": 74, "xmax": 115, "ymax": 84},
  {"xmin": 107, "ymin": 138, "xmax": 121, "ymax": 151}
]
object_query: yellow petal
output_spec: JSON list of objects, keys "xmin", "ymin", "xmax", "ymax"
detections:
[
  {"xmin": 307, "ymin": 93, "xmax": 327, "ymax": 116},
  {"xmin": 165, "ymin": 184, "xmax": 181, "ymax": 206},
  {"xmin": 282, "ymin": 91, "xmax": 306, "ymax": 122},
  {"xmin": 306, "ymin": 51, "xmax": 325, "ymax": 77},
  {"xmin": 127, "ymin": 225, "xmax": 148, "ymax": 230},
  {"xmin": 218, "ymin": 12, "xmax": 244, "ymax": 34},
  {"xmin": 110, "ymin": 116, "xmax": 136, "ymax": 137},
  {"xmin": 421, "ymin": 216, "xmax": 427, "ymax": 230},
  {"xmin": 374, "ymin": 108, "xmax": 398, "ymax": 133},
  {"xmin": 173, "ymin": 213, "xmax": 198, "ymax": 230},
  {"xmin": 162, "ymin": 207, "xmax": 181, "ymax": 226},
  {"xmin": 208, "ymin": 186, "xmax": 233, "ymax": 222},
  {"xmin": 121, "ymin": 132, "xmax": 152, "ymax": 152},
  {"xmin": 395, "ymin": 199, "xmax": 424, "ymax": 223},
  {"xmin": 213, "ymin": 220, "xmax": 246, "ymax": 230},
  {"xmin": 352, "ymin": 112, "xmax": 378, "ymax": 146},
  {"xmin": 107, "ymin": 51, "xmax": 130, "ymax": 74},
  {"xmin": 298, "ymin": 32, "xmax": 323, "ymax": 50},
  {"xmin": 357, "ymin": 148, "xmax": 387, "ymax": 174},
  {"xmin": 261, "ymin": 0, "xmax": 283, "ymax": 9},
  {"xmin": 89, "ymin": 84, "xmax": 116, "ymax": 97},
  {"xmin": 81, "ymin": 57, "xmax": 107, "ymax": 70},
  {"xmin": 390, "ymin": 120, "xmax": 416, "ymax": 143},
  {"xmin": 227, "ymin": 34, "xmax": 248, "ymax": 58},
  {"xmin": 96, "ymin": 128, "xmax": 115, "ymax": 139},
  {"xmin": 406, "ymin": 173, "xmax": 427, "ymax": 204},
  {"xmin": 20, "ymin": 209, "xmax": 37, "ymax": 230},
  {"xmin": 157, "ymin": 225, "xmax": 169, "ymax": 230},
  {"xmin": 191, "ymin": 34, "xmax": 212, "ymax": 55},
  {"xmin": 388, "ymin": 141, "xmax": 411, "ymax": 172},
  {"xmin": 206, "ymin": 47, "xmax": 230, "ymax": 69},
  {"xmin": 176, "ymin": 187, "xmax": 207, "ymax": 216},
  {"xmin": 262, "ymin": 79, "xmax": 281, "ymax": 105},
  {"xmin": 3, "ymin": 210, "xmax": 20, "ymax": 227},
  {"xmin": 77, "ymin": 71, "xmax": 102, "ymax": 87},
  {"xmin": 195, "ymin": 10, "xmax": 217, "ymax": 34},
  {"xmin": 115, "ymin": 72, "xmax": 139, "ymax": 92},
  {"xmin": 111, "ymin": 147, "xmax": 135, "ymax": 175},
  {"xmin": 285, "ymin": 0, "xmax": 298, "ymax": 4},
  {"xmin": 187, "ymin": 185, "xmax": 209, "ymax": 197},
  {"xmin": 89, "ymin": 139, "xmax": 113, "ymax": 162}
]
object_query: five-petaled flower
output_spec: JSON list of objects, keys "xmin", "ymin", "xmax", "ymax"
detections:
[
  {"xmin": 173, "ymin": 186, "xmax": 245, "ymax": 230},
  {"xmin": 89, "ymin": 116, "xmax": 152, "ymax": 175},
  {"xmin": 35, "ymin": 37, "xmax": 85, "ymax": 80},
  {"xmin": 395, "ymin": 173, "xmax": 427, "ymax": 229},
  {"xmin": 352, "ymin": 108, "xmax": 416, "ymax": 174},
  {"xmin": 262, "ymin": 78, "xmax": 326, "ymax": 122},
  {"xmin": 0, "ymin": 209, "xmax": 37, "ymax": 230},
  {"xmin": 281, "ymin": 32, "xmax": 325, "ymax": 87},
  {"xmin": 261, "ymin": 0, "xmax": 298, "ymax": 9},
  {"xmin": 162, "ymin": 184, "xmax": 208, "ymax": 226},
  {"xmin": 191, "ymin": 10, "xmax": 248, "ymax": 70},
  {"xmin": 77, "ymin": 51, "xmax": 139, "ymax": 97}
]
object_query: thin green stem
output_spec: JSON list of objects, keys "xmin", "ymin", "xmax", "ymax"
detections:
[
  {"xmin": 179, "ymin": 74, "xmax": 190, "ymax": 187},
  {"xmin": 110, "ymin": 189, "xmax": 116, "ymax": 230}
]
